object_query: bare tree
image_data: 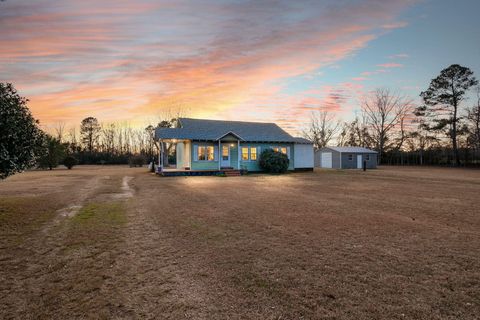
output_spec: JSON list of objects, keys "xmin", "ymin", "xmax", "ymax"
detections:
[
  {"xmin": 362, "ymin": 88, "xmax": 412, "ymax": 164},
  {"xmin": 303, "ymin": 111, "xmax": 340, "ymax": 150},
  {"xmin": 338, "ymin": 115, "xmax": 373, "ymax": 148},
  {"xmin": 54, "ymin": 122, "xmax": 66, "ymax": 142},
  {"xmin": 466, "ymin": 87, "xmax": 480, "ymax": 149}
]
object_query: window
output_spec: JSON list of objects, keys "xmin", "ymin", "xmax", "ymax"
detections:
[
  {"xmin": 242, "ymin": 147, "xmax": 249, "ymax": 160},
  {"xmin": 348, "ymin": 154, "xmax": 353, "ymax": 161},
  {"xmin": 280, "ymin": 147, "xmax": 287, "ymax": 155},
  {"xmin": 222, "ymin": 146, "xmax": 229, "ymax": 160},
  {"xmin": 198, "ymin": 146, "xmax": 206, "ymax": 161},
  {"xmin": 250, "ymin": 147, "xmax": 257, "ymax": 160},
  {"xmin": 272, "ymin": 147, "xmax": 279, "ymax": 152},
  {"xmin": 206, "ymin": 146, "xmax": 214, "ymax": 161},
  {"xmin": 197, "ymin": 145, "xmax": 215, "ymax": 161},
  {"xmin": 365, "ymin": 154, "xmax": 370, "ymax": 161}
]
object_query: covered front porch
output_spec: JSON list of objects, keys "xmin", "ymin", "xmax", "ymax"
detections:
[{"xmin": 157, "ymin": 132, "xmax": 245, "ymax": 175}]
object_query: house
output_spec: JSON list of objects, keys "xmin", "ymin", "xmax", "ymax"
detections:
[
  {"xmin": 315, "ymin": 147, "xmax": 378, "ymax": 169},
  {"xmin": 155, "ymin": 118, "xmax": 314, "ymax": 175}
]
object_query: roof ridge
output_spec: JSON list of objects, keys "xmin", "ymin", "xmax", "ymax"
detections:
[{"xmin": 179, "ymin": 117, "xmax": 277, "ymax": 125}]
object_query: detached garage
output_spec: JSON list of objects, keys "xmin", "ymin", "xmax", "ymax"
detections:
[{"xmin": 314, "ymin": 147, "xmax": 378, "ymax": 169}]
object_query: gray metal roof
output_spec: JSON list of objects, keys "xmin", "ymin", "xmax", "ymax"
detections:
[
  {"xmin": 155, "ymin": 118, "xmax": 301, "ymax": 143},
  {"xmin": 322, "ymin": 146, "xmax": 378, "ymax": 154},
  {"xmin": 292, "ymin": 137, "xmax": 313, "ymax": 144}
]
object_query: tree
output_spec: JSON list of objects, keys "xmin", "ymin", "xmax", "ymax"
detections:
[
  {"xmin": 419, "ymin": 64, "xmax": 478, "ymax": 166},
  {"xmin": 362, "ymin": 88, "xmax": 411, "ymax": 164},
  {"xmin": 63, "ymin": 156, "xmax": 78, "ymax": 169},
  {"xmin": 466, "ymin": 87, "xmax": 480, "ymax": 151},
  {"xmin": 303, "ymin": 111, "xmax": 340, "ymax": 150},
  {"xmin": 37, "ymin": 135, "xmax": 66, "ymax": 170},
  {"xmin": 0, "ymin": 83, "xmax": 44, "ymax": 179},
  {"xmin": 338, "ymin": 116, "xmax": 373, "ymax": 148},
  {"xmin": 80, "ymin": 117, "xmax": 101, "ymax": 152}
]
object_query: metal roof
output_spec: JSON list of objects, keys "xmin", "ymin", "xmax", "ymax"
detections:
[
  {"xmin": 322, "ymin": 146, "xmax": 378, "ymax": 154},
  {"xmin": 292, "ymin": 137, "xmax": 313, "ymax": 144},
  {"xmin": 155, "ymin": 118, "xmax": 304, "ymax": 143}
]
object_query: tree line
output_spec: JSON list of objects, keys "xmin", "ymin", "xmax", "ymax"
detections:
[
  {"xmin": 303, "ymin": 64, "xmax": 480, "ymax": 166},
  {"xmin": 1, "ymin": 64, "xmax": 479, "ymax": 179},
  {"xmin": 0, "ymin": 82, "xmax": 180, "ymax": 178}
]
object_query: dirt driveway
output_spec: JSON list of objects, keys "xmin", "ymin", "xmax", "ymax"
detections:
[{"xmin": 1, "ymin": 166, "xmax": 479, "ymax": 319}]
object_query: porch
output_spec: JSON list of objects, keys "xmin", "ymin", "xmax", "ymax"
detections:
[
  {"xmin": 157, "ymin": 132, "xmax": 245, "ymax": 172},
  {"xmin": 156, "ymin": 167, "xmax": 245, "ymax": 177}
]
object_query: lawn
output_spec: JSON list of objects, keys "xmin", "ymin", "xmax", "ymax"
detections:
[{"xmin": 0, "ymin": 166, "xmax": 479, "ymax": 319}]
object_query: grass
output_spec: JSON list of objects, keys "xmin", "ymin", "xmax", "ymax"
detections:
[
  {"xmin": 72, "ymin": 202, "xmax": 126, "ymax": 226},
  {"xmin": 0, "ymin": 196, "xmax": 56, "ymax": 238},
  {"xmin": 1, "ymin": 165, "xmax": 479, "ymax": 319}
]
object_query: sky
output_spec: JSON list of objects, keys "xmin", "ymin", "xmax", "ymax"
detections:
[{"xmin": 1, "ymin": 0, "xmax": 480, "ymax": 134}]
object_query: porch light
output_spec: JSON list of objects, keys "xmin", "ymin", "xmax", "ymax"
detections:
[
  {"xmin": 172, "ymin": 139, "xmax": 177, "ymax": 143},
  {"xmin": 230, "ymin": 143, "xmax": 235, "ymax": 147}
]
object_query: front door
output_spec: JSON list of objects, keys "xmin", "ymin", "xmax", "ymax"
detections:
[
  {"xmin": 221, "ymin": 145, "xmax": 230, "ymax": 167},
  {"xmin": 357, "ymin": 155, "xmax": 362, "ymax": 169}
]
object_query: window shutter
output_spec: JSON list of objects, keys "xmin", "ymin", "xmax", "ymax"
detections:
[
  {"xmin": 214, "ymin": 145, "xmax": 218, "ymax": 161},
  {"xmin": 193, "ymin": 144, "xmax": 198, "ymax": 161},
  {"xmin": 287, "ymin": 147, "xmax": 290, "ymax": 159}
]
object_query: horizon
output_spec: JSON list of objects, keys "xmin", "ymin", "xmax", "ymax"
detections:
[{"xmin": 2, "ymin": 0, "xmax": 480, "ymax": 135}]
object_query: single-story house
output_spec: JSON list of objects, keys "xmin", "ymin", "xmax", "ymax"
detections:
[
  {"xmin": 154, "ymin": 118, "xmax": 314, "ymax": 175},
  {"xmin": 314, "ymin": 147, "xmax": 378, "ymax": 169}
]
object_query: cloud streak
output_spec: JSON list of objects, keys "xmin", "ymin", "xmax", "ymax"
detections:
[{"xmin": 0, "ymin": 0, "xmax": 416, "ymax": 129}]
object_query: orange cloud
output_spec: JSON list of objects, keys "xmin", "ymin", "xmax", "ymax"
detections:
[{"xmin": 0, "ymin": 0, "xmax": 417, "ymax": 130}]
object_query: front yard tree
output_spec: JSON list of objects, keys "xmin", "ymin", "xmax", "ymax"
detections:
[
  {"xmin": 362, "ymin": 88, "xmax": 411, "ymax": 164},
  {"xmin": 0, "ymin": 83, "xmax": 44, "ymax": 179},
  {"xmin": 80, "ymin": 117, "xmax": 101, "ymax": 152},
  {"xmin": 419, "ymin": 64, "xmax": 478, "ymax": 166},
  {"xmin": 37, "ymin": 135, "xmax": 66, "ymax": 170}
]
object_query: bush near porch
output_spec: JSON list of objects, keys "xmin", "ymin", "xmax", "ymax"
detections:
[{"xmin": 259, "ymin": 149, "xmax": 289, "ymax": 173}]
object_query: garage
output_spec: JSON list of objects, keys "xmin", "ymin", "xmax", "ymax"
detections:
[
  {"xmin": 314, "ymin": 146, "xmax": 378, "ymax": 169},
  {"xmin": 321, "ymin": 152, "xmax": 332, "ymax": 168}
]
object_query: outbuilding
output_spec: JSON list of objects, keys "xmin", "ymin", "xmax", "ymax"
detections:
[{"xmin": 314, "ymin": 147, "xmax": 378, "ymax": 169}]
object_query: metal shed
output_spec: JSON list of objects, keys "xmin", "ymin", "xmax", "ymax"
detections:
[{"xmin": 314, "ymin": 147, "xmax": 378, "ymax": 169}]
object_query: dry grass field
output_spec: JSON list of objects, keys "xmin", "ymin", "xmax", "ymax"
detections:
[{"xmin": 0, "ymin": 166, "xmax": 479, "ymax": 319}]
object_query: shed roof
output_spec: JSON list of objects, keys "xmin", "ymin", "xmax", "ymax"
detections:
[
  {"xmin": 322, "ymin": 146, "xmax": 378, "ymax": 154},
  {"xmin": 155, "ymin": 118, "xmax": 302, "ymax": 143}
]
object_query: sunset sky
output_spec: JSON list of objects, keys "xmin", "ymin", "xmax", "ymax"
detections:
[{"xmin": 1, "ymin": 0, "xmax": 480, "ymax": 134}]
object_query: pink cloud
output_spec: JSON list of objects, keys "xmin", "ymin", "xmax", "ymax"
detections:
[
  {"xmin": 377, "ymin": 63, "xmax": 404, "ymax": 68},
  {"xmin": 0, "ymin": 0, "xmax": 417, "ymax": 129}
]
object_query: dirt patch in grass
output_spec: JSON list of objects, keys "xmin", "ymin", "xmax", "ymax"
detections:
[{"xmin": 0, "ymin": 165, "xmax": 479, "ymax": 319}]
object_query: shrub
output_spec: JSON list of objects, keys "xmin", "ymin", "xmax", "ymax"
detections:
[
  {"xmin": 37, "ymin": 135, "xmax": 66, "ymax": 170},
  {"xmin": 259, "ymin": 148, "xmax": 289, "ymax": 173},
  {"xmin": 63, "ymin": 156, "xmax": 78, "ymax": 169},
  {"xmin": 129, "ymin": 155, "xmax": 146, "ymax": 167}
]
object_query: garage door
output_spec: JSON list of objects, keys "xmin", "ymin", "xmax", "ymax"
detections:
[{"xmin": 321, "ymin": 152, "xmax": 332, "ymax": 168}]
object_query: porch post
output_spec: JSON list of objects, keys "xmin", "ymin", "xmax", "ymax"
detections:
[
  {"xmin": 160, "ymin": 139, "xmax": 164, "ymax": 170},
  {"xmin": 158, "ymin": 140, "xmax": 161, "ymax": 172},
  {"xmin": 218, "ymin": 140, "xmax": 221, "ymax": 170},
  {"xmin": 237, "ymin": 140, "xmax": 240, "ymax": 170}
]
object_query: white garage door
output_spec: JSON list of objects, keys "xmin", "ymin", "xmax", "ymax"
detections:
[
  {"xmin": 294, "ymin": 144, "xmax": 314, "ymax": 168},
  {"xmin": 321, "ymin": 152, "xmax": 332, "ymax": 168}
]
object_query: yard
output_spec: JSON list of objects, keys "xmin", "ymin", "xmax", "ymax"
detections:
[{"xmin": 0, "ymin": 166, "xmax": 479, "ymax": 319}]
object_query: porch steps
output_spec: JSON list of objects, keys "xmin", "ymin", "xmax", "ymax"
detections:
[{"xmin": 224, "ymin": 169, "xmax": 242, "ymax": 177}]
